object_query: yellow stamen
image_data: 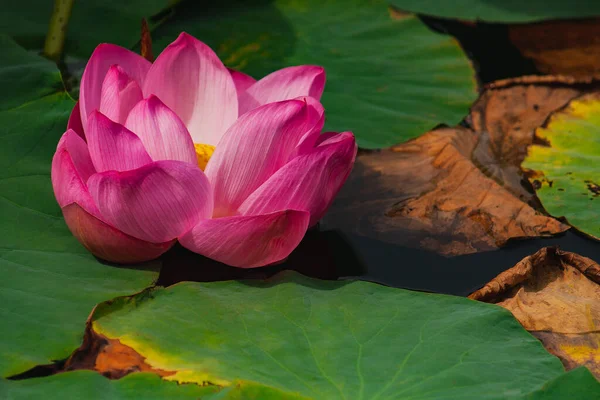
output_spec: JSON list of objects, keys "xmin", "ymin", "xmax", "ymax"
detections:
[{"xmin": 194, "ymin": 143, "xmax": 216, "ymax": 171}]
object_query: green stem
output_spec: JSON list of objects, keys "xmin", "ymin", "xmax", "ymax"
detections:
[{"xmin": 43, "ymin": 0, "xmax": 75, "ymax": 61}]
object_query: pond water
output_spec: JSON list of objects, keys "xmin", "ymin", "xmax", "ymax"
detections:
[{"xmin": 157, "ymin": 228, "xmax": 600, "ymax": 296}]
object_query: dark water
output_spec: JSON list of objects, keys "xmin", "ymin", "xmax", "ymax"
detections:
[
  {"xmin": 157, "ymin": 228, "xmax": 600, "ymax": 296},
  {"xmin": 419, "ymin": 15, "xmax": 539, "ymax": 84}
]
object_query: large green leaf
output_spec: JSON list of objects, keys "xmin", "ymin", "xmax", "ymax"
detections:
[
  {"xmin": 1, "ymin": 0, "xmax": 170, "ymax": 58},
  {"xmin": 0, "ymin": 371, "xmax": 309, "ymax": 399},
  {"xmin": 88, "ymin": 271, "xmax": 594, "ymax": 399},
  {"xmin": 523, "ymin": 93, "xmax": 600, "ymax": 240},
  {"xmin": 0, "ymin": 372, "xmax": 215, "ymax": 399},
  {"xmin": 2, "ymin": 368, "xmax": 597, "ymax": 400},
  {"xmin": 0, "ymin": 35, "xmax": 63, "ymax": 110},
  {"xmin": 151, "ymin": 0, "xmax": 477, "ymax": 148},
  {"xmin": 0, "ymin": 37, "xmax": 158, "ymax": 377},
  {"xmin": 526, "ymin": 367, "xmax": 600, "ymax": 400},
  {"xmin": 389, "ymin": 0, "xmax": 600, "ymax": 23}
]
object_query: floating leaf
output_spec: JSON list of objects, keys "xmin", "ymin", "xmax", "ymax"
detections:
[
  {"xmin": 322, "ymin": 126, "xmax": 567, "ymax": 256},
  {"xmin": 64, "ymin": 271, "xmax": 592, "ymax": 398},
  {"xmin": 0, "ymin": 371, "xmax": 216, "ymax": 399},
  {"xmin": 389, "ymin": 0, "xmax": 600, "ymax": 23},
  {"xmin": 469, "ymin": 75, "xmax": 589, "ymax": 199},
  {"xmin": 0, "ymin": 36, "xmax": 158, "ymax": 378},
  {"xmin": 471, "ymin": 247, "xmax": 600, "ymax": 379},
  {"xmin": 2, "ymin": 367, "xmax": 597, "ymax": 399},
  {"xmin": 523, "ymin": 92, "xmax": 600, "ymax": 239},
  {"xmin": 151, "ymin": 0, "xmax": 477, "ymax": 148},
  {"xmin": 0, "ymin": 35, "xmax": 63, "ymax": 110},
  {"xmin": 526, "ymin": 367, "xmax": 600, "ymax": 400}
]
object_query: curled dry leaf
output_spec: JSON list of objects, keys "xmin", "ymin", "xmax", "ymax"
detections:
[
  {"xmin": 470, "ymin": 247, "xmax": 600, "ymax": 379},
  {"xmin": 509, "ymin": 18, "xmax": 600, "ymax": 79},
  {"xmin": 323, "ymin": 126, "xmax": 567, "ymax": 256}
]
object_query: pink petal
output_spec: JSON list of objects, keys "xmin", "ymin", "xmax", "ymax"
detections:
[
  {"xmin": 80, "ymin": 44, "xmax": 151, "ymax": 131},
  {"xmin": 87, "ymin": 160, "xmax": 213, "ymax": 243},
  {"xmin": 239, "ymin": 132, "xmax": 356, "ymax": 226},
  {"xmin": 64, "ymin": 129, "xmax": 96, "ymax": 182},
  {"xmin": 205, "ymin": 99, "xmax": 319, "ymax": 217},
  {"xmin": 125, "ymin": 95, "xmax": 196, "ymax": 165},
  {"xmin": 67, "ymin": 102, "xmax": 84, "ymax": 138},
  {"xmin": 239, "ymin": 66, "xmax": 326, "ymax": 115},
  {"xmin": 179, "ymin": 210, "xmax": 310, "ymax": 268},
  {"xmin": 99, "ymin": 65, "xmax": 143, "ymax": 125},
  {"xmin": 143, "ymin": 32, "xmax": 237, "ymax": 145},
  {"xmin": 86, "ymin": 110, "xmax": 152, "ymax": 172},
  {"xmin": 62, "ymin": 203, "xmax": 175, "ymax": 263},
  {"xmin": 229, "ymin": 68, "xmax": 256, "ymax": 106},
  {"xmin": 51, "ymin": 130, "xmax": 100, "ymax": 217},
  {"xmin": 290, "ymin": 96, "xmax": 325, "ymax": 159}
]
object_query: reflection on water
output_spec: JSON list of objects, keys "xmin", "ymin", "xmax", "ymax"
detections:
[{"xmin": 158, "ymin": 227, "xmax": 600, "ymax": 297}]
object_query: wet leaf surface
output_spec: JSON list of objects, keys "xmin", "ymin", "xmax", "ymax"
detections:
[
  {"xmin": 62, "ymin": 271, "xmax": 595, "ymax": 399},
  {"xmin": 523, "ymin": 92, "xmax": 600, "ymax": 239},
  {"xmin": 470, "ymin": 247, "xmax": 600, "ymax": 379}
]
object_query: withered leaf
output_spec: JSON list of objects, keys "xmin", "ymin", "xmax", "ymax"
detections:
[
  {"xmin": 470, "ymin": 247, "xmax": 600, "ymax": 379},
  {"xmin": 509, "ymin": 18, "xmax": 600, "ymax": 79},
  {"xmin": 323, "ymin": 126, "xmax": 567, "ymax": 256},
  {"xmin": 469, "ymin": 75, "xmax": 591, "ymax": 199}
]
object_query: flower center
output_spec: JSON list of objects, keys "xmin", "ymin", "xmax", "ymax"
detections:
[{"xmin": 194, "ymin": 143, "xmax": 215, "ymax": 171}]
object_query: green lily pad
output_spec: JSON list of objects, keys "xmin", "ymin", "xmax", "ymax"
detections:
[
  {"xmin": 0, "ymin": 35, "xmax": 63, "ymax": 110},
  {"xmin": 526, "ymin": 367, "xmax": 600, "ymax": 400},
  {"xmin": 151, "ymin": 0, "xmax": 477, "ymax": 148},
  {"xmin": 88, "ymin": 271, "xmax": 585, "ymax": 399},
  {"xmin": 0, "ymin": 36, "xmax": 158, "ymax": 378},
  {"xmin": 523, "ymin": 93, "xmax": 600, "ymax": 240},
  {"xmin": 1, "ymin": 0, "xmax": 170, "ymax": 58},
  {"xmin": 2, "ymin": 369, "xmax": 597, "ymax": 400},
  {"xmin": 0, "ymin": 371, "xmax": 215, "ymax": 399},
  {"xmin": 0, "ymin": 371, "xmax": 310, "ymax": 399},
  {"xmin": 389, "ymin": 0, "xmax": 600, "ymax": 23}
]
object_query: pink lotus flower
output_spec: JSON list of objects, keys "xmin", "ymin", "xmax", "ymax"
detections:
[{"xmin": 52, "ymin": 33, "xmax": 356, "ymax": 267}]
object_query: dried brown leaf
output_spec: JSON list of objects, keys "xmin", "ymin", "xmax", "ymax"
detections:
[
  {"xmin": 469, "ymin": 78, "xmax": 586, "ymax": 199},
  {"xmin": 470, "ymin": 247, "xmax": 600, "ymax": 378},
  {"xmin": 323, "ymin": 127, "xmax": 567, "ymax": 256},
  {"xmin": 509, "ymin": 18, "xmax": 600, "ymax": 79}
]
